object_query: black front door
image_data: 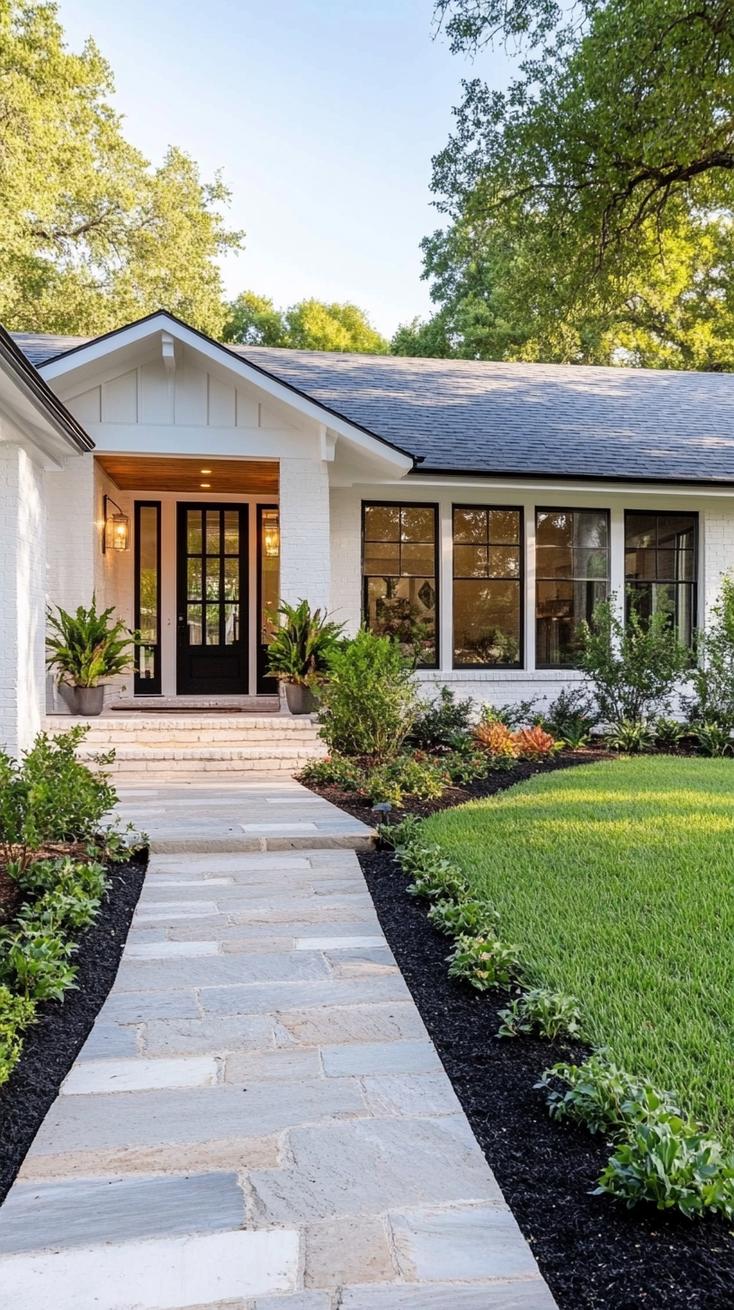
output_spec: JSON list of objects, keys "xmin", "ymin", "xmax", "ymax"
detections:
[{"xmin": 177, "ymin": 503, "xmax": 248, "ymax": 695}]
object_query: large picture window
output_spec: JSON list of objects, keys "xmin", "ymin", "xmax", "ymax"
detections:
[
  {"xmin": 625, "ymin": 511, "xmax": 697, "ymax": 645},
  {"xmin": 362, "ymin": 502, "xmax": 438, "ymax": 667},
  {"xmin": 536, "ymin": 509, "xmax": 609, "ymax": 667},
  {"xmin": 453, "ymin": 506, "xmax": 522, "ymax": 667}
]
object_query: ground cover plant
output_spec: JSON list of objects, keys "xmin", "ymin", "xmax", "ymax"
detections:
[
  {"xmin": 0, "ymin": 726, "xmax": 142, "ymax": 1088},
  {"xmin": 422, "ymin": 757, "xmax": 734, "ymax": 1147}
]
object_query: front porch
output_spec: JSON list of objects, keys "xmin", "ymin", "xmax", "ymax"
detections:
[{"xmin": 87, "ymin": 453, "xmax": 283, "ymax": 707}]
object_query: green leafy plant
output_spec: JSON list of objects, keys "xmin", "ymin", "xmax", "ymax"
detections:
[
  {"xmin": 447, "ymin": 933, "xmax": 518, "ymax": 991},
  {"xmin": 479, "ymin": 699, "xmax": 539, "ymax": 730},
  {"xmin": 654, "ymin": 716, "xmax": 687, "ymax": 749},
  {"xmin": 0, "ymin": 986, "xmax": 36, "ymax": 1086},
  {"xmin": 364, "ymin": 755, "xmax": 448, "ymax": 808},
  {"xmin": 536, "ymin": 1056, "xmax": 682, "ymax": 1137},
  {"xmin": 0, "ymin": 924, "xmax": 78, "ymax": 1001},
  {"xmin": 427, "ymin": 897, "xmax": 499, "ymax": 938},
  {"xmin": 318, "ymin": 629, "xmax": 419, "ymax": 760},
  {"xmin": 46, "ymin": 598, "xmax": 137, "ymax": 688},
  {"xmin": 693, "ymin": 721, "xmax": 733, "ymax": 758},
  {"xmin": 0, "ymin": 727, "xmax": 117, "ymax": 873},
  {"xmin": 606, "ymin": 719, "xmax": 656, "ymax": 754},
  {"xmin": 498, "ymin": 987, "xmax": 582, "ymax": 1040},
  {"xmin": 579, "ymin": 591, "xmax": 690, "ymax": 724},
  {"xmin": 403, "ymin": 846, "xmax": 469, "ymax": 903},
  {"xmin": 410, "ymin": 686, "xmax": 474, "ymax": 750},
  {"xmin": 299, "ymin": 754, "xmax": 365, "ymax": 791},
  {"xmin": 596, "ymin": 1119, "xmax": 734, "ymax": 1219},
  {"xmin": 683, "ymin": 575, "xmax": 734, "ymax": 733},
  {"xmin": 265, "ymin": 599, "xmax": 343, "ymax": 687},
  {"xmin": 539, "ymin": 689, "xmax": 598, "ymax": 748},
  {"xmin": 442, "ymin": 746, "xmax": 492, "ymax": 786}
]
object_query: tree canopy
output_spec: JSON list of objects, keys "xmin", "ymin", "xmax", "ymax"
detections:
[
  {"xmin": 401, "ymin": 0, "xmax": 734, "ymax": 367},
  {"xmin": 223, "ymin": 292, "xmax": 388, "ymax": 353},
  {"xmin": 0, "ymin": 0, "xmax": 243, "ymax": 335}
]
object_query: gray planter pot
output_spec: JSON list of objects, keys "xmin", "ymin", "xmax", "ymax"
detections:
[
  {"xmin": 284, "ymin": 683, "xmax": 316, "ymax": 715},
  {"xmin": 65, "ymin": 685, "xmax": 106, "ymax": 716}
]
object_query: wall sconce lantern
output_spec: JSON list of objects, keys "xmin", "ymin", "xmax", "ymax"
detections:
[
  {"xmin": 263, "ymin": 511, "xmax": 280, "ymax": 559},
  {"xmin": 103, "ymin": 495, "xmax": 130, "ymax": 553}
]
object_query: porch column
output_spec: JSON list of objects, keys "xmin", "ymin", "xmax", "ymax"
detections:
[
  {"xmin": 279, "ymin": 457, "xmax": 331, "ymax": 612},
  {"xmin": 0, "ymin": 443, "xmax": 46, "ymax": 755}
]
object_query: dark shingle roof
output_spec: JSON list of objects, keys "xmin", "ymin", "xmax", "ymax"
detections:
[{"xmin": 12, "ymin": 331, "xmax": 734, "ymax": 484}]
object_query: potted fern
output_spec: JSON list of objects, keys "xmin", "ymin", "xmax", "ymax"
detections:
[
  {"xmin": 266, "ymin": 599, "xmax": 343, "ymax": 713},
  {"xmin": 46, "ymin": 599, "xmax": 138, "ymax": 716}
]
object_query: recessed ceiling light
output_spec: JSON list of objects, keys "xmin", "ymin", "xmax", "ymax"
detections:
[
  {"xmin": 200, "ymin": 482, "xmax": 211, "ymax": 489},
  {"xmin": 200, "ymin": 467, "xmax": 212, "ymax": 474}
]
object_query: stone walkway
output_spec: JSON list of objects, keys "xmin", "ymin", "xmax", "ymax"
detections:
[{"xmin": 0, "ymin": 776, "xmax": 556, "ymax": 1309}]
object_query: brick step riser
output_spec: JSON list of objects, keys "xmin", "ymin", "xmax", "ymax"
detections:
[
  {"xmin": 98, "ymin": 758, "xmax": 312, "ymax": 776},
  {"xmin": 73, "ymin": 734, "xmax": 322, "ymax": 749}
]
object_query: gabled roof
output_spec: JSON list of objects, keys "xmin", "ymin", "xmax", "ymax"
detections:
[
  {"xmin": 0, "ymin": 326, "xmax": 93, "ymax": 453},
  {"xmin": 12, "ymin": 315, "xmax": 734, "ymax": 485}
]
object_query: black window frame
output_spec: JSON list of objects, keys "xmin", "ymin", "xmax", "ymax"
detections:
[
  {"xmin": 451, "ymin": 503, "xmax": 524, "ymax": 670},
  {"xmin": 535, "ymin": 506, "xmax": 611, "ymax": 670},
  {"xmin": 361, "ymin": 500, "xmax": 440, "ymax": 669},
  {"xmin": 134, "ymin": 499, "xmax": 162, "ymax": 695},
  {"xmin": 624, "ymin": 509, "xmax": 698, "ymax": 646}
]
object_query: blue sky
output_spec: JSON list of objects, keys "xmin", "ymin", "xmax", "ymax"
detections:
[{"xmin": 56, "ymin": 0, "xmax": 515, "ymax": 337}]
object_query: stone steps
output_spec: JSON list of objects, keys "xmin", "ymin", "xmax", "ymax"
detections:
[{"xmin": 43, "ymin": 714, "xmax": 326, "ymax": 777}]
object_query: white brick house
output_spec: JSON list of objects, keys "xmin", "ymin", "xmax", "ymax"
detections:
[{"xmin": 2, "ymin": 308, "xmax": 734, "ymax": 755}]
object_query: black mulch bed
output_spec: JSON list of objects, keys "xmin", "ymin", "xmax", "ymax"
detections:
[
  {"xmin": 360, "ymin": 835, "xmax": 734, "ymax": 1310},
  {"xmin": 0, "ymin": 852, "xmax": 147, "ymax": 1205},
  {"xmin": 307, "ymin": 748, "xmax": 610, "ymax": 825}
]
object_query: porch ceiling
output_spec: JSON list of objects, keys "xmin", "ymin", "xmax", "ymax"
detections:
[{"xmin": 95, "ymin": 454, "xmax": 279, "ymax": 494}]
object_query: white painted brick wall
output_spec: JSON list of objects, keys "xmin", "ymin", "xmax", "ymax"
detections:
[
  {"xmin": 280, "ymin": 458, "xmax": 331, "ymax": 612},
  {"xmin": 702, "ymin": 505, "xmax": 734, "ymax": 619},
  {"xmin": 0, "ymin": 444, "xmax": 46, "ymax": 755}
]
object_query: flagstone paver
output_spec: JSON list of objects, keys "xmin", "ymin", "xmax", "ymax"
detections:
[{"xmin": 0, "ymin": 774, "xmax": 556, "ymax": 1309}]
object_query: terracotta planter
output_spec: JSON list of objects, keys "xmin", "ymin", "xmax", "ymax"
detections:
[
  {"xmin": 284, "ymin": 683, "xmax": 316, "ymax": 715},
  {"xmin": 66, "ymin": 685, "xmax": 106, "ymax": 716}
]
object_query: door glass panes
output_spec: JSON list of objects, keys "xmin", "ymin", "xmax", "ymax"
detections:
[
  {"xmin": 136, "ymin": 503, "xmax": 160, "ymax": 691},
  {"xmin": 206, "ymin": 511, "xmax": 220, "ymax": 556},
  {"xmin": 363, "ymin": 503, "xmax": 437, "ymax": 666},
  {"xmin": 625, "ymin": 511, "xmax": 696, "ymax": 645},
  {"xmin": 185, "ymin": 507, "xmax": 243, "ymax": 650},
  {"xmin": 260, "ymin": 508, "xmax": 280, "ymax": 645},
  {"xmin": 535, "ymin": 510, "xmax": 609, "ymax": 666},
  {"xmin": 453, "ymin": 507, "xmax": 522, "ymax": 666}
]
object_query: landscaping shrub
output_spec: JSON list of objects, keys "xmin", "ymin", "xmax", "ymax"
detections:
[
  {"xmin": 473, "ymin": 719, "xmax": 517, "ymax": 758},
  {"xmin": 607, "ymin": 718, "xmax": 656, "ymax": 753},
  {"xmin": 539, "ymin": 688, "xmax": 598, "ymax": 748},
  {"xmin": 579, "ymin": 591, "xmax": 690, "ymax": 724},
  {"xmin": 0, "ymin": 727, "xmax": 116, "ymax": 873},
  {"xmin": 512, "ymin": 725, "xmax": 559, "ymax": 760},
  {"xmin": 498, "ymin": 987, "xmax": 582, "ymax": 1040},
  {"xmin": 654, "ymin": 716, "xmax": 687, "ymax": 749},
  {"xmin": 364, "ymin": 755, "xmax": 448, "ymax": 808},
  {"xmin": 683, "ymin": 575, "xmax": 734, "ymax": 734},
  {"xmin": 693, "ymin": 721, "xmax": 733, "ymax": 757},
  {"xmin": 447, "ymin": 933, "xmax": 518, "ymax": 991},
  {"xmin": 0, "ymin": 857, "xmax": 108, "ymax": 1001},
  {"xmin": 537, "ymin": 1057, "xmax": 683, "ymax": 1137},
  {"xmin": 441, "ymin": 747, "xmax": 493, "ymax": 786},
  {"xmin": 0, "ymin": 987, "xmax": 36, "ymax": 1086},
  {"xmin": 474, "ymin": 721, "xmax": 559, "ymax": 761},
  {"xmin": 299, "ymin": 755, "xmax": 365, "ymax": 791},
  {"xmin": 409, "ymin": 686, "xmax": 474, "ymax": 750},
  {"xmin": 318, "ymin": 630, "xmax": 419, "ymax": 760},
  {"xmin": 596, "ymin": 1120, "xmax": 734, "ymax": 1219},
  {"xmin": 427, "ymin": 897, "xmax": 499, "ymax": 938},
  {"xmin": 479, "ymin": 699, "xmax": 539, "ymax": 730}
]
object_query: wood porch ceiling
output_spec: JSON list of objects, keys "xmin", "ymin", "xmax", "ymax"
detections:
[{"xmin": 95, "ymin": 455, "xmax": 279, "ymax": 494}]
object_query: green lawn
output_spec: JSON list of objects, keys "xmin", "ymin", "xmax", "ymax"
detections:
[{"xmin": 423, "ymin": 757, "xmax": 734, "ymax": 1142}]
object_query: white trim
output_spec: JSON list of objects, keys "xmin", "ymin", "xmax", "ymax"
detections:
[{"xmin": 39, "ymin": 313, "xmax": 413, "ymax": 475}]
